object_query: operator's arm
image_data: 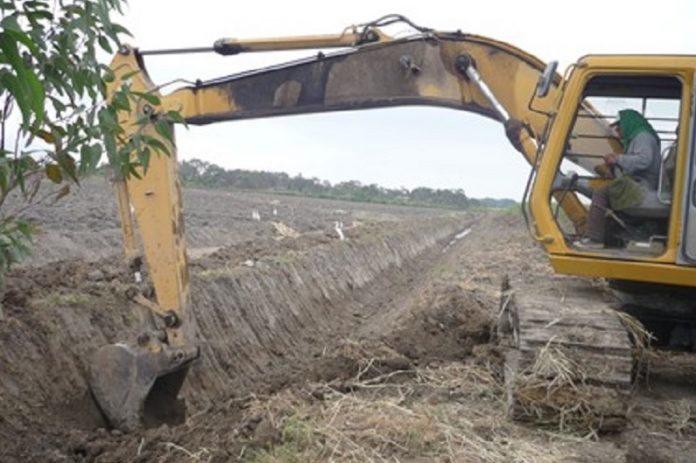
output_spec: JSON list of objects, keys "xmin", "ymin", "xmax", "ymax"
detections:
[{"xmin": 616, "ymin": 132, "xmax": 659, "ymax": 175}]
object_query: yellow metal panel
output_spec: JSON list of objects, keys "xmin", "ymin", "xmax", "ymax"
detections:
[
  {"xmin": 108, "ymin": 48, "xmax": 189, "ymax": 346},
  {"xmin": 550, "ymin": 255, "xmax": 696, "ymax": 288},
  {"xmin": 164, "ymin": 86, "xmax": 237, "ymax": 122}
]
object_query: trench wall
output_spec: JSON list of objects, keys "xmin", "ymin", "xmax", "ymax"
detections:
[{"xmin": 0, "ymin": 216, "xmax": 463, "ymax": 428}]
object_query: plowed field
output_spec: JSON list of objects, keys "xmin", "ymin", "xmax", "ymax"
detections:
[{"xmin": 2, "ymin": 180, "xmax": 695, "ymax": 462}]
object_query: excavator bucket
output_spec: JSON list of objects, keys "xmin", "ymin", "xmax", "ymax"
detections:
[{"xmin": 88, "ymin": 334, "xmax": 199, "ymax": 431}]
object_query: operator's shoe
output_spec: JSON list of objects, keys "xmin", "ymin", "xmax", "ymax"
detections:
[{"xmin": 573, "ymin": 237, "xmax": 605, "ymax": 250}]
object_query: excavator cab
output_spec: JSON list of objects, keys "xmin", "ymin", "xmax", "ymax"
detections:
[
  {"xmin": 552, "ymin": 74, "xmax": 682, "ymax": 253},
  {"xmin": 531, "ymin": 55, "xmax": 696, "ymax": 288}
]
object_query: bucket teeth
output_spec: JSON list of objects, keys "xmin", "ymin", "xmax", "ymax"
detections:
[{"xmin": 88, "ymin": 335, "xmax": 199, "ymax": 431}]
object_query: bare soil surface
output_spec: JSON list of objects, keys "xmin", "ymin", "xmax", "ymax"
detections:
[
  {"xmin": 2, "ymin": 181, "xmax": 696, "ymax": 462},
  {"xmin": 20, "ymin": 179, "xmax": 448, "ymax": 266}
]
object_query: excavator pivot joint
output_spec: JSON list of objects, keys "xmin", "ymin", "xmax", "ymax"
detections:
[
  {"xmin": 358, "ymin": 29, "xmax": 380, "ymax": 45},
  {"xmin": 455, "ymin": 53, "xmax": 475, "ymax": 76},
  {"xmin": 163, "ymin": 310, "xmax": 181, "ymax": 328}
]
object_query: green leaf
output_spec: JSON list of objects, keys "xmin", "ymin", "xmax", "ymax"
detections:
[
  {"xmin": 0, "ymin": 31, "xmax": 22, "ymax": 69},
  {"xmin": 0, "ymin": 31, "xmax": 45, "ymax": 127},
  {"xmin": 111, "ymin": 91, "xmax": 130, "ymax": 111},
  {"xmin": 130, "ymin": 132, "xmax": 142, "ymax": 153},
  {"xmin": 0, "ymin": 72, "xmax": 31, "ymax": 126},
  {"xmin": 23, "ymin": 1, "xmax": 52, "ymax": 10},
  {"xmin": 97, "ymin": 35, "xmax": 112, "ymax": 54},
  {"xmin": 110, "ymin": 23, "xmax": 132, "ymax": 37},
  {"xmin": 98, "ymin": 106, "xmax": 121, "ymax": 135},
  {"xmin": 15, "ymin": 220, "xmax": 33, "ymax": 238},
  {"xmin": 166, "ymin": 110, "xmax": 187, "ymax": 125},
  {"xmin": 141, "ymin": 135, "xmax": 170, "ymax": 156},
  {"xmin": 24, "ymin": 9, "xmax": 53, "ymax": 22},
  {"xmin": 131, "ymin": 91, "xmax": 161, "ymax": 106},
  {"xmin": 135, "ymin": 113, "xmax": 151, "ymax": 125},
  {"xmin": 102, "ymin": 68, "xmax": 115, "ymax": 83},
  {"xmin": 24, "ymin": 68, "xmax": 45, "ymax": 128},
  {"xmin": 79, "ymin": 143, "xmax": 101, "ymax": 175},
  {"xmin": 127, "ymin": 161, "xmax": 141, "ymax": 180},
  {"xmin": 48, "ymin": 123, "xmax": 67, "ymax": 138},
  {"xmin": 120, "ymin": 69, "xmax": 140, "ymax": 81},
  {"xmin": 56, "ymin": 152, "xmax": 78, "ymax": 183},
  {"xmin": 4, "ymin": 28, "xmax": 41, "ymax": 59},
  {"xmin": 0, "ymin": 15, "xmax": 23, "ymax": 33},
  {"xmin": 13, "ymin": 156, "xmax": 39, "ymax": 194},
  {"xmin": 138, "ymin": 147, "xmax": 151, "ymax": 174},
  {"xmin": 18, "ymin": 156, "xmax": 38, "ymax": 171},
  {"xmin": 50, "ymin": 96, "xmax": 66, "ymax": 114},
  {"xmin": 103, "ymin": 133, "xmax": 118, "ymax": 164},
  {"xmin": 0, "ymin": 164, "xmax": 8, "ymax": 195},
  {"xmin": 154, "ymin": 119, "xmax": 174, "ymax": 143}
]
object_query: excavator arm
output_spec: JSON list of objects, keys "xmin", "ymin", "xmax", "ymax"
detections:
[{"xmin": 90, "ymin": 19, "xmax": 601, "ymax": 430}]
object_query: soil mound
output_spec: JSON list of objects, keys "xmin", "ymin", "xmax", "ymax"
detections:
[{"xmin": 386, "ymin": 283, "xmax": 494, "ymax": 364}]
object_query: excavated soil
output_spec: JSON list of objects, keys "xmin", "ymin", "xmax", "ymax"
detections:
[{"xmin": 2, "ymin": 180, "xmax": 696, "ymax": 462}]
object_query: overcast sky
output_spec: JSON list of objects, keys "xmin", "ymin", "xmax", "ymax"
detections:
[{"xmin": 121, "ymin": 1, "xmax": 695, "ymax": 199}]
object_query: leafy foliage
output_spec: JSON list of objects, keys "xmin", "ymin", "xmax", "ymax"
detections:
[
  {"xmin": 180, "ymin": 159, "xmax": 492, "ymax": 210},
  {"xmin": 0, "ymin": 0, "xmax": 178, "ymax": 285},
  {"xmin": 0, "ymin": 217, "xmax": 30, "ymax": 285}
]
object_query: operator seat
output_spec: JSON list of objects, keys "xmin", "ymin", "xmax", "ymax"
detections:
[
  {"xmin": 619, "ymin": 142, "xmax": 677, "ymax": 220},
  {"xmin": 620, "ymin": 191, "xmax": 669, "ymax": 219}
]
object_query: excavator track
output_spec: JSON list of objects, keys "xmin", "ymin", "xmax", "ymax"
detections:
[{"xmin": 499, "ymin": 277, "xmax": 635, "ymax": 433}]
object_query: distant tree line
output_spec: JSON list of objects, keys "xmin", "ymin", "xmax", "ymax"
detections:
[{"xmin": 179, "ymin": 159, "xmax": 516, "ymax": 210}]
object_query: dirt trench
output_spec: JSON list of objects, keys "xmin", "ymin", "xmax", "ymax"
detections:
[
  {"xmin": 181, "ymin": 217, "xmax": 476, "ymax": 406},
  {"xmin": 0, "ymin": 213, "xmax": 496, "ymax": 462}
]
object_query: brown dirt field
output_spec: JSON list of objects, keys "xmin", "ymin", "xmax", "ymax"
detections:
[
  {"xmin": 2, "ymin": 180, "xmax": 696, "ymax": 462},
  {"xmin": 20, "ymin": 179, "xmax": 447, "ymax": 266}
]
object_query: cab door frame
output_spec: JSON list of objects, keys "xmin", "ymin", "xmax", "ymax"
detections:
[{"xmin": 678, "ymin": 75, "xmax": 696, "ymax": 264}]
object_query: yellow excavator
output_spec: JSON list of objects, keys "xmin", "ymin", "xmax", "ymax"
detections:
[{"xmin": 88, "ymin": 15, "xmax": 696, "ymax": 431}]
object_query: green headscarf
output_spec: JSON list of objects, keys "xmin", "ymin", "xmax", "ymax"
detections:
[{"xmin": 617, "ymin": 109, "xmax": 659, "ymax": 150}]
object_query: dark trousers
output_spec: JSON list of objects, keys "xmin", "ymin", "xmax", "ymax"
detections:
[{"xmin": 587, "ymin": 185, "xmax": 610, "ymax": 242}]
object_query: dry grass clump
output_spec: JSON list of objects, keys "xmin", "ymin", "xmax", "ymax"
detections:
[
  {"xmin": 510, "ymin": 341, "xmax": 628, "ymax": 435},
  {"xmin": 332, "ymin": 339, "xmax": 411, "ymax": 374},
  {"xmin": 312, "ymin": 339, "xmax": 413, "ymax": 385},
  {"xmin": 615, "ymin": 311, "xmax": 654, "ymax": 378},
  {"xmin": 244, "ymin": 361, "xmax": 583, "ymax": 463},
  {"xmin": 272, "ymin": 222, "xmax": 300, "ymax": 239},
  {"xmin": 631, "ymin": 399, "xmax": 696, "ymax": 438},
  {"xmin": 629, "ymin": 350, "xmax": 696, "ymax": 439}
]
